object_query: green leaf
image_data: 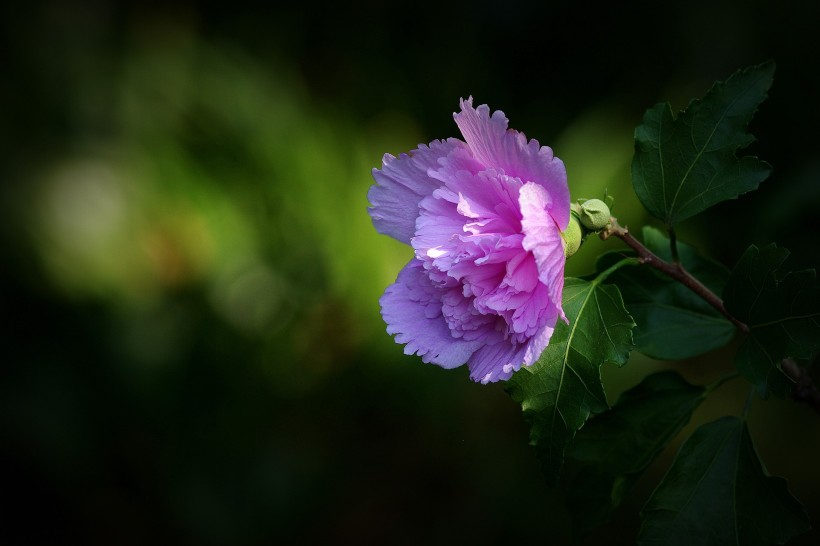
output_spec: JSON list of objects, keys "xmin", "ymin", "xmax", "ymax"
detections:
[
  {"xmin": 507, "ymin": 275, "xmax": 635, "ymax": 484},
  {"xmin": 724, "ymin": 244, "xmax": 820, "ymax": 397},
  {"xmin": 598, "ymin": 226, "xmax": 735, "ymax": 359},
  {"xmin": 638, "ymin": 416, "xmax": 810, "ymax": 546},
  {"xmin": 632, "ymin": 61, "xmax": 774, "ymax": 226},
  {"xmin": 563, "ymin": 371, "xmax": 706, "ymax": 536}
]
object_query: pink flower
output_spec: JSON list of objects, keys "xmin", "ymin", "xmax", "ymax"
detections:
[{"xmin": 368, "ymin": 98, "xmax": 569, "ymax": 383}]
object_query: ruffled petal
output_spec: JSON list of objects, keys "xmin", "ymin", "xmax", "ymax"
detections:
[
  {"xmin": 441, "ymin": 289, "xmax": 504, "ymax": 343},
  {"xmin": 429, "ymin": 152, "xmax": 524, "ymax": 232},
  {"xmin": 522, "ymin": 322, "xmax": 557, "ymax": 366},
  {"xmin": 466, "ymin": 319, "xmax": 558, "ymax": 384},
  {"xmin": 453, "ymin": 97, "xmax": 571, "ymax": 229},
  {"xmin": 519, "ymin": 182, "xmax": 566, "ymax": 321},
  {"xmin": 412, "ymin": 192, "xmax": 464, "ymax": 261},
  {"xmin": 380, "ymin": 259, "xmax": 483, "ymax": 368},
  {"xmin": 467, "ymin": 341, "xmax": 527, "ymax": 384},
  {"xmin": 368, "ymin": 138, "xmax": 465, "ymax": 244}
]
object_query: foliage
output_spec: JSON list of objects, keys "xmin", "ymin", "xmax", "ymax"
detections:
[
  {"xmin": 632, "ymin": 62, "xmax": 774, "ymax": 227},
  {"xmin": 597, "ymin": 226, "xmax": 735, "ymax": 359},
  {"xmin": 563, "ymin": 371, "xmax": 706, "ymax": 536},
  {"xmin": 507, "ymin": 273, "xmax": 635, "ymax": 484},
  {"xmin": 724, "ymin": 244, "xmax": 820, "ymax": 398},
  {"xmin": 507, "ymin": 62, "xmax": 817, "ymax": 544},
  {"xmin": 638, "ymin": 417, "xmax": 810, "ymax": 545}
]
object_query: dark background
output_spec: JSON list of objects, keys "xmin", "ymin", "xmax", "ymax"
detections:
[{"xmin": 2, "ymin": 1, "xmax": 819, "ymax": 544}]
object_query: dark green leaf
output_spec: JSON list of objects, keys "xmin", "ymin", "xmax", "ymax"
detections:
[
  {"xmin": 563, "ymin": 371, "xmax": 705, "ymax": 536},
  {"xmin": 507, "ymin": 276, "xmax": 634, "ymax": 484},
  {"xmin": 632, "ymin": 62, "xmax": 774, "ymax": 226},
  {"xmin": 598, "ymin": 226, "xmax": 735, "ymax": 359},
  {"xmin": 638, "ymin": 416, "xmax": 810, "ymax": 546},
  {"xmin": 724, "ymin": 243, "xmax": 820, "ymax": 397}
]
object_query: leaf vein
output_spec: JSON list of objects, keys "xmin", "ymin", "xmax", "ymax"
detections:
[{"xmin": 668, "ymin": 73, "xmax": 762, "ymax": 221}]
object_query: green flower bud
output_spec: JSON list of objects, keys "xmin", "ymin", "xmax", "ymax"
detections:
[
  {"xmin": 561, "ymin": 214, "xmax": 584, "ymax": 257},
  {"xmin": 577, "ymin": 198, "xmax": 611, "ymax": 231}
]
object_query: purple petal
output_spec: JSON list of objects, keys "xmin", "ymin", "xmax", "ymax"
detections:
[
  {"xmin": 380, "ymin": 259, "xmax": 483, "ymax": 368},
  {"xmin": 466, "ymin": 321, "xmax": 557, "ymax": 384},
  {"xmin": 441, "ymin": 289, "xmax": 504, "ymax": 343},
  {"xmin": 412, "ymin": 192, "xmax": 465, "ymax": 264},
  {"xmin": 467, "ymin": 341, "xmax": 527, "ymax": 384},
  {"xmin": 519, "ymin": 182, "xmax": 566, "ymax": 321},
  {"xmin": 368, "ymin": 138, "xmax": 465, "ymax": 244},
  {"xmin": 522, "ymin": 322, "xmax": 557, "ymax": 366},
  {"xmin": 453, "ymin": 97, "xmax": 570, "ymax": 229}
]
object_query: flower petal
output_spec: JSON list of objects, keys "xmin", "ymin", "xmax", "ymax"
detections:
[
  {"xmin": 453, "ymin": 97, "xmax": 570, "ymax": 229},
  {"xmin": 380, "ymin": 259, "xmax": 483, "ymax": 368},
  {"xmin": 522, "ymin": 323, "xmax": 557, "ymax": 366},
  {"xmin": 466, "ymin": 319, "xmax": 558, "ymax": 384},
  {"xmin": 519, "ymin": 182, "xmax": 566, "ymax": 321},
  {"xmin": 467, "ymin": 341, "xmax": 526, "ymax": 384},
  {"xmin": 368, "ymin": 138, "xmax": 465, "ymax": 244}
]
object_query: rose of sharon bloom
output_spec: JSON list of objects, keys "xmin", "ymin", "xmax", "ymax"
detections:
[{"xmin": 368, "ymin": 98, "xmax": 569, "ymax": 383}]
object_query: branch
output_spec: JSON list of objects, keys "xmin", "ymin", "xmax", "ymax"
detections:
[
  {"xmin": 599, "ymin": 218, "xmax": 750, "ymax": 334},
  {"xmin": 598, "ymin": 217, "xmax": 820, "ymax": 414}
]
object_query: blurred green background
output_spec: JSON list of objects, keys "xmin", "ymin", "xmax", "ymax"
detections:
[{"xmin": 2, "ymin": 1, "xmax": 819, "ymax": 544}]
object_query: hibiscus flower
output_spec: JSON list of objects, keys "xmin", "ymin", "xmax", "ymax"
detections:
[{"xmin": 368, "ymin": 98, "xmax": 569, "ymax": 383}]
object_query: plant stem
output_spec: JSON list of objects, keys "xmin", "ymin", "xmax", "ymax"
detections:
[
  {"xmin": 600, "ymin": 217, "xmax": 750, "ymax": 334},
  {"xmin": 598, "ymin": 217, "xmax": 820, "ymax": 414}
]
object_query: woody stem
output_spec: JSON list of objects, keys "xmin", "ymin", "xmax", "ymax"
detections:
[{"xmin": 599, "ymin": 218, "xmax": 750, "ymax": 334}]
